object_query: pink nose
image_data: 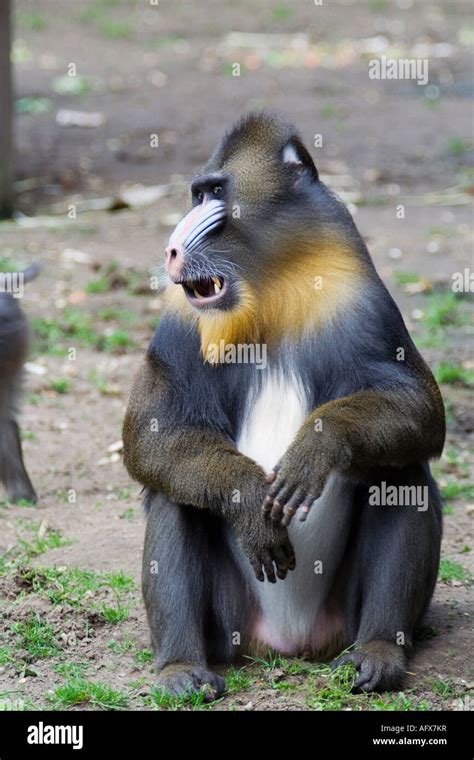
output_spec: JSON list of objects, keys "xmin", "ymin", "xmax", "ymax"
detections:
[{"xmin": 165, "ymin": 244, "xmax": 184, "ymax": 280}]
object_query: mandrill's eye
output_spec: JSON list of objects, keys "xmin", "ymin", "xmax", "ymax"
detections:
[
  {"xmin": 197, "ymin": 191, "xmax": 204, "ymax": 202},
  {"xmin": 213, "ymin": 185, "xmax": 223, "ymax": 196}
]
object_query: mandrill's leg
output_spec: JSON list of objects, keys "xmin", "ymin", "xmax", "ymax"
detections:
[
  {"xmin": 333, "ymin": 465, "xmax": 442, "ymax": 692},
  {"xmin": 0, "ymin": 416, "xmax": 37, "ymax": 504},
  {"xmin": 142, "ymin": 491, "xmax": 251, "ymax": 701}
]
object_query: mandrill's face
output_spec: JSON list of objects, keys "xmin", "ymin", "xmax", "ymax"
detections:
[{"xmin": 163, "ymin": 114, "xmax": 321, "ymax": 316}]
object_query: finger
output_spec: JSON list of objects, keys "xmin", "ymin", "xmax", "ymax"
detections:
[
  {"xmin": 298, "ymin": 493, "xmax": 317, "ymax": 522},
  {"xmin": 271, "ymin": 546, "xmax": 292, "ymax": 580},
  {"xmin": 281, "ymin": 506, "xmax": 297, "ymax": 528},
  {"xmin": 270, "ymin": 482, "xmax": 298, "ymax": 510},
  {"xmin": 276, "ymin": 489, "xmax": 305, "ymax": 525},
  {"xmin": 261, "ymin": 551, "xmax": 276, "ymax": 583},
  {"xmin": 265, "ymin": 463, "xmax": 281, "ymax": 484},
  {"xmin": 270, "ymin": 500, "xmax": 284, "ymax": 522},
  {"xmin": 277, "ymin": 534, "xmax": 296, "ymax": 568},
  {"xmin": 261, "ymin": 494, "xmax": 274, "ymax": 515},
  {"xmin": 249, "ymin": 556, "xmax": 264, "ymax": 582},
  {"xmin": 267, "ymin": 471, "xmax": 286, "ymax": 499}
]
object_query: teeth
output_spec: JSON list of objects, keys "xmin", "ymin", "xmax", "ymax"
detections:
[{"xmin": 188, "ymin": 277, "xmax": 222, "ymax": 300}]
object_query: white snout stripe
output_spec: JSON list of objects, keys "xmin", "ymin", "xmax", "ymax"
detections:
[{"xmin": 168, "ymin": 200, "xmax": 227, "ymax": 253}]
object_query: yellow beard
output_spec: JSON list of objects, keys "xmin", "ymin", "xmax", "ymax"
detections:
[{"xmin": 164, "ymin": 238, "xmax": 364, "ymax": 363}]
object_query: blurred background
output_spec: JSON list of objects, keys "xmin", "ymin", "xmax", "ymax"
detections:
[
  {"xmin": 1, "ymin": 0, "xmax": 473, "ymax": 212},
  {"xmin": 0, "ymin": 0, "xmax": 472, "ymax": 712}
]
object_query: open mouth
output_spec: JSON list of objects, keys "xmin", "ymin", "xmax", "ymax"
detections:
[{"xmin": 182, "ymin": 276, "xmax": 227, "ymax": 306}]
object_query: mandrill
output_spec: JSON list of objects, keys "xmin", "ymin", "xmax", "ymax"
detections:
[{"xmin": 123, "ymin": 113, "xmax": 445, "ymax": 699}]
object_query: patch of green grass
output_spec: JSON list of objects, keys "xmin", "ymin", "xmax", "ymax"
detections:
[
  {"xmin": 27, "ymin": 393, "xmax": 42, "ymax": 406},
  {"xmin": 97, "ymin": 307, "xmax": 135, "ymax": 323},
  {"xmin": 446, "ymin": 137, "xmax": 471, "ymax": 156},
  {"xmin": 305, "ymin": 662, "xmax": 428, "ymax": 710},
  {"xmin": 0, "ymin": 255, "xmax": 19, "ymax": 271},
  {"xmin": 52, "ymin": 75, "xmax": 92, "ymax": 96},
  {"xmin": 370, "ymin": 693, "xmax": 429, "ymax": 710},
  {"xmin": 427, "ymin": 226, "xmax": 457, "ymax": 238},
  {"xmin": 119, "ymin": 507, "xmax": 135, "ymax": 521},
  {"xmin": 246, "ymin": 652, "xmax": 310, "ymax": 676},
  {"xmin": 100, "ymin": 600, "xmax": 130, "ymax": 624},
  {"xmin": 149, "ymin": 685, "xmax": 212, "ymax": 710},
  {"xmin": 52, "ymin": 662, "xmax": 88, "ymax": 679},
  {"xmin": 15, "ymin": 97, "xmax": 52, "ymax": 114},
  {"xmin": 10, "ymin": 613, "xmax": 61, "ymax": 659},
  {"xmin": 148, "ymin": 316, "xmax": 160, "ymax": 332},
  {"xmin": 320, "ymin": 105, "xmax": 336, "ymax": 119},
  {"xmin": 18, "ymin": 566, "xmax": 135, "ymax": 608},
  {"xmin": 98, "ymin": 19, "xmax": 132, "ymax": 38},
  {"xmin": 441, "ymin": 449, "xmax": 471, "ymax": 476},
  {"xmin": 440, "ymin": 482, "xmax": 474, "ymax": 501},
  {"xmin": 422, "ymin": 292, "xmax": 466, "ymax": 330},
  {"xmin": 438, "ymin": 558, "xmax": 471, "ymax": 583},
  {"xmin": 393, "ymin": 271, "xmax": 420, "ymax": 286},
  {"xmin": 101, "ymin": 330, "xmax": 136, "ymax": 353},
  {"xmin": 11, "ymin": 40, "xmax": 32, "ymax": 64},
  {"xmin": 13, "ymin": 521, "xmax": 71, "ymax": 562},
  {"xmin": 431, "ymin": 678, "xmax": 455, "ymax": 697},
  {"xmin": 112, "ymin": 487, "xmax": 133, "ymax": 501},
  {"xmin": 0, "ymin": 647, "xmax": 14, "ymax": 666},
  {"xmin": 51, "ymin": 678, "xmax": 129, "ymax": 710},
  {"xmin": 75, "ymin": 3, "xmax": 132, "ymax": 38},
  {"xmin": 89, "ymin": 369, "xmax": 108, "ymax": 394},
  {"xmin": 414, "ymin": 331, "xmax": 447, "ymax": 351},
  {"xmin": 416, "ymin": 291, "xmax": 471, "ymax": 351},
  {"xmin": 0, "ymin": 695, "xmax": 38, "ymax": 711},
  {"xmin": 11, "ymin": 497, "xmax": 37, "ymax": 508},
  {"xmin": 32, "ymin": 309, "xmax": 136, "ymax": 355},
  {"xmin": 306, "ymin": 663, "xmax": 356, "ymax": 710},
  {"xmin": 107, "ymin": 638, "xmax": 134, "ymax": 655},
  {"xmin": 134, "ymin": 648, "xmax": 153, "ymax": 665},
  {"xmin": 32, "ymin": 310, "xmax": 99, "ymax": 355},
  {"xmin": 434, "ymin": 362, "xmax": 474, "ymax": 387},
  {"xmin": 146, "ymin": 34, "xmax": 186, "ymax": 50},
  {"xmin": 107, "ymin": 570, "xmax": 135, "ymax": 593},
  {"xmin": 15, "ymin": 11, "xmax": 46, "ymax": 30},
  {"xmin": 271, "ymin": 4, "xmax": 293, "ymax": 21},
  {"xmin": 49, "ymin": 378, "xmax": 71, "ymax": 394},
  {"xmin": 86, "ymin": 276, "xmax": 109, "ymax": 294}
]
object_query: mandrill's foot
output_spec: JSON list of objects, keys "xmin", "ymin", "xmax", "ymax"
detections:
[
  {"xmin": 8, "ymin": 484, "xmax": 37, "ymax": 505},
  {"xmin": 155, "ymin": 663, "xmax": 225, "ymax": 702},
  {"xmin": 331, "ymin": 640, "xmax": 406, "ymax": 693}
]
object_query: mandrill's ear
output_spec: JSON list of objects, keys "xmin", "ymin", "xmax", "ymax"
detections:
[{"xmin": 282, "ymin": 137, "xmax": 319, "ymax": 182}]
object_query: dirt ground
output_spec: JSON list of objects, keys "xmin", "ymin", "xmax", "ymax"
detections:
[{"xmin": 0, "ymin": 0, "xmax": 472, "ymax": 711}]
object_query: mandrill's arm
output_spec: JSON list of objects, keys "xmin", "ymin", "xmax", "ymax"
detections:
[
  {"xmin": 123, "ymin": 354, "xmax": 294, "ymax": 582},
  {"xmin": 264, "ymin": 369, "xmax": 445, "ymax": 526}
]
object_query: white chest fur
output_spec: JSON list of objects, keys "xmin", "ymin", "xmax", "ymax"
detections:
[
  {"xmin": 236, "ymin": 371, "xmax": 308, "ymax": 473},
  {"xmin": 233, "ymin": 369, "xmax": 353, "ymax": 656}
]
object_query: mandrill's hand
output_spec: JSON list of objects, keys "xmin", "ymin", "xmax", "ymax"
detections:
[
  {"xmin": 229, "ymin": 480, "xmax": 295, "ymax": 583},
  {"xmin": 262, "ymin": 423, "xmax": 352, "ymax": 527}
]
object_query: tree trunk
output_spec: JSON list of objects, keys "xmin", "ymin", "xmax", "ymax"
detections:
[{"xmin": 0, "ymin": 0, "xmax": 13, "ymax": 219}]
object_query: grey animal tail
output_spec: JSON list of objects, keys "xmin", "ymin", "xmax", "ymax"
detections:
[{"xmin": 22, "ymin": 263, "xmax": 41, "ymax": 283}]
